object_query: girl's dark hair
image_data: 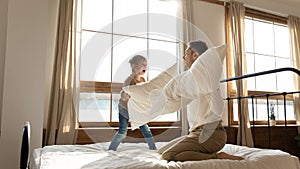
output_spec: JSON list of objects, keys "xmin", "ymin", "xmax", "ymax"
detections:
[{"xmin": 129, "ymin": 55, "xmax": 147, "ymax": 65}]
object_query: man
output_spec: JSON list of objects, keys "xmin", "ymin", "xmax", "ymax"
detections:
[
  {"xmin": 157, "ymin": 40, "xmax": 243, "ymax": 161},
  {"xmin": 124, "ymin": 40, "xmax": 244, "ymax": 161}
]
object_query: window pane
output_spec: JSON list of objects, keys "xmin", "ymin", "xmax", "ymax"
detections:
[
  {"xmin": 148, "ymin": 14, "xmax": 178, "ymax": 42},
  {"xmin": 244, "ymin": 18, "xmax": 253, "ymax": 53},
  {"xmin": 276, "ymin": 57, "xmax": 291, "ymax": 68},
  {"xmin": 255, "ymin": 54, "xmax": 276, "ymax": 72},
  {"xmin": 148, "ymin": 39, "xmax": 178, "ymax": 79},
  {"xmin": 81, "ymin": 31, "xmax": 112, "ymax": 82},
  {"xmin": 112, "ymin": 35, "xmax": 147, "ymax": 83},
  {"xmin": 277, "ymin": 100, "xmax": 295, "ymax": 120},
  {"xmin": 274, "ymin": 24, "xmax": 290, "ymax": 57},
  {"xmin": 234, "ymin": 98, "xmax": 296, "ymax": 122},
  {"xmin": 255, "ymin": 54, "xmax": 276, "ymax": 91},
  {"xmin": 253, "ymin": 20, "xmax": 274, "ymax": 55},
  {"xmin": 277, "ymin": 72, "xmax": 295, "ymax": 92},
  {"xmin": 246, "ymin": 53, "xmax": 255, "ymax": 90},
  {"xmin": 235, "ymin": 15, "xmax": 295, "ymax": 123},
  {"xmin": 233, "ymin": 99, "xmax": 255, "ymax": 121},
  {"xmin": 149, "ymin": 0, "xmax": 178, "ymax": 16},
  {"xmin": 276, "ymin": 58, "xmax": 294, "ymax": 92},
  {"xmin": 256, "ymin": 75, "xmax": 276, "ymax": 91},
  {"xmin": 234, "ymin": 99, "xmax": 260, "ymax": 121},
  {"xmin": 79, "ymin": 93, "xmax": 111, "ymax": 122},
  {"xmin": 256, "ymin": 99, "xmax": 269, "ymax": 121},
  {"xmin": 111, "ymin": 93, "xmax": 120, "ymax": 122},
  {"xmin": 80, "ymin": 0, "xmax": 180, "ymax": 124},
  {"xmin": 148, "ymin": 39, "xmax": 178, "ymax": 121},
  {"xmin": 113, "ymin": 0, "xmax": 147, "ymax": 36},
  {"xmin": 148, "ymin": 1, "xmax": 178, "ymax": 42},
  {"xmin": 234, "ymin": 99, "xmax": 272, "ymax": 121},
  {"xmin": 82, "ymin": 0, "xmax": 112, "ymax": 32}
]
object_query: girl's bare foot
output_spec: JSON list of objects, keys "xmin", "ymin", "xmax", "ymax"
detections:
[{"xmin": 217, "ymin": 152, "xmax": 244, "ymax": 160}]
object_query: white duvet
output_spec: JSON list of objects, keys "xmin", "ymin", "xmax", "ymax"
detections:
[
  {"xmin": 30, "ymin": 142, "xmax": 300, "ymax": 169},
  {"xmin": 124, "ymin": 45, "xmax": 227, "ymax": 130}
]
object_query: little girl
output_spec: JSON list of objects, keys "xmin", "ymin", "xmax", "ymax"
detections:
[{"xmin": 108, "ymin": 55, "xmax": 157, "ymax": 151}]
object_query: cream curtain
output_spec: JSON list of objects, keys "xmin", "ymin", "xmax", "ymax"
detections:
[
  {"xmin": 288, "ymin": 16, "xmax": 300, "ymax": 132},
  {"xmin": 178, "ymin": 0, "xmax": 196, "ymax": 135},
  {"xmin": 45, "ymin": 0, "xmax": 81, "ymax": 145},
  {"xmin": 176, "ymin": 0, "xmax": 192, "ymax": 135},
  {"xmin": 178, "ymin": 0, "xmax": 224, "ymax": 135},
  {"xmin": 179, "ymin": 0, "xmax": 196, "ymax": 44},
  {"xmin": 226, "ymin": 1, "xmax": 254, "ymax": 147}
]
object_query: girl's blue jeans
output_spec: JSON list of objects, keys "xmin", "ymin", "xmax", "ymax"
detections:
[{"xmin": 108, "ymin": 106, "xmax": 157, "ymax": 151}]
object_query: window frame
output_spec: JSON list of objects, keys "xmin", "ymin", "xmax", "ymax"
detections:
[
  {"xmin": 79, "ymin": 81, "xmax": 182, "ymax": 127},
  {"xmin": 78, "ymin": 0, "xmax": 181, "ymax": 128},
  {"xmin": 227, "ymin": 8, "xmax": 296, "ymax": 126}
]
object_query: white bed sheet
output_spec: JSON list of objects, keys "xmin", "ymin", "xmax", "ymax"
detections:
[{"xmin": 30, "ymin": 142, "xmax": 300, "ymax": 169}]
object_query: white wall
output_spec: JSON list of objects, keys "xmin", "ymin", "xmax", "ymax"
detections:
[
  {"xmin": 0, "ymin": 0, "xmax": 50, "ymax": 168},
  {"xmin": 0, "ymin": 0, "xmax": 9, "ymax": 137},
  {"xmin": 194, "ymin": 1, "xmax": 226, "ymax": 46},
  {"xmin": 44, "ymin": 0, "xmax": 59, "ymax": 129},
  {"xmin": 240, "ymin": 0, "xmax": 300, "ymax": 17},
  {"xmin": 192, "ymin": 1, "xmax": 229, "ymax": 124}
]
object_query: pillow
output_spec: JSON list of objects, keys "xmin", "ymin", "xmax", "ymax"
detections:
[
  {"xmin": 123, "ymin": 63, "xmax": 177, "ymax": 117},
  {"xmin": 123, "ymin": 63, "xmax": 178, "ymax": 129},
  {"xmin": 125, "ymin": 45, "xmax": 227, "ymax": 129},
  {"xmin": 123, "ymin": 63, "xmax": 178, "ymax": 102},
  {"xmin": 160, "ymin": 44, "xmax": 227, "ymax": 113}
]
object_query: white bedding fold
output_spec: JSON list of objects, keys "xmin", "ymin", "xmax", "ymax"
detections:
[
  {"xmin": 123, "ymin": 45, "xmax": 227, "ymax": 129},
  {"xmin": 30, "ymin": 142, "xmax": 300, "ymax": 169}
]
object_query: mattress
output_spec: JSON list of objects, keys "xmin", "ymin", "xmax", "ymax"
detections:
[{"xmin": 30, "ymin": 142, "xmax": 300, "ymax": 169}]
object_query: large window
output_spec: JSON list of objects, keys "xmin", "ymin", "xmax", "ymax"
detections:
[
  {"xmin": 244, "ymin": 17, "xmax": 293, "ymax": 92},
  {"xmin": 231, "ymin": 14, "xmax": 296, "ymax": 124},
  {"xmin": 79, "ymin": 0, "xmax": 179, "ymax": 126}
]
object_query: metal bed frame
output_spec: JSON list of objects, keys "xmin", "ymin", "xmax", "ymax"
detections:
[{"xmin": 221, "ymin": 67, "xmax": 300, "ymax": 150}]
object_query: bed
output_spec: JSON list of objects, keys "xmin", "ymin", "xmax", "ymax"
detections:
[
  {"xmin": 29, "ymin": 54, "xmax": 300, "ymax": 168},
  {"xmin": 30, "ymin": 141, "xmax": 300, "ymax": 169}
]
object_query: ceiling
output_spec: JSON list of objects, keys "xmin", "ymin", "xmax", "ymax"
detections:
[
  {"xmin": 229, "ymin": 0, "xmax": 300, "ymax": 17},
  {"xmin": 270, "ymin": 0, "xmax": 300, "ymax": 7}
]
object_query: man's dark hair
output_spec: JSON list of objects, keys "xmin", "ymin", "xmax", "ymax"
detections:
[{"xmin": 188, "ymin": 40, "xmax": 208, "ymax": 55}]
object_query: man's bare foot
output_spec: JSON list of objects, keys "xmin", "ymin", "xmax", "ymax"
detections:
[{"xmin": 217, "ymin": 152, "xmax": 244, "ymax": 160}]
